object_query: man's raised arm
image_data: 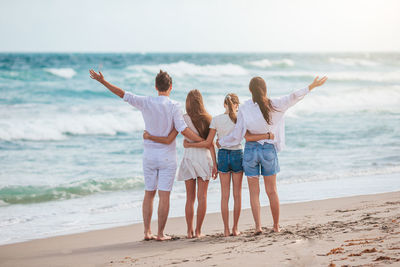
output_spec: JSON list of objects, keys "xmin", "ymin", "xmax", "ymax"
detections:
[{"xmin": 89, "ymin": 69, "xmax": 125, "ymax": 98}]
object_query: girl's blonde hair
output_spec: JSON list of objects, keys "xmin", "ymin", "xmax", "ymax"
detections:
[{"xmin": 224, "ymin": 93, "xmax": 240, "ymax": 123}]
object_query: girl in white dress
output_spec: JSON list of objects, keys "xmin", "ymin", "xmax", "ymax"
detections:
[{"xmin": 145, "ymin": 89, "xmax": 217, "ymax": 238}]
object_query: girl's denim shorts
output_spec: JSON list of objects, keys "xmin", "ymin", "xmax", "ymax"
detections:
[
  {"xmin": 217, "ymin": 149, "xmax": 243, "ymax": 173},
  {"xmin": 243, "ymin": 142, "xmax": 280, "ymax": 177}
]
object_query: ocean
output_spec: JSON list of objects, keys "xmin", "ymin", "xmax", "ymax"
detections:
[{"xmin": 1, "ymin": 53, "xmax": 399, "ymax": 245}]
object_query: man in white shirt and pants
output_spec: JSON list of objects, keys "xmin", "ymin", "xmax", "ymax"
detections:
[{"xmin": 90, "ymin": 69, "xmax": 202, "ymax": 241}]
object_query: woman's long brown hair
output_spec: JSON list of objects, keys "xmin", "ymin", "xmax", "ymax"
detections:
[
  {"xmin": 186, "ymin": 89, "xmax": 212, "ymax": 139},
  {"xmin": 224, "ymin": 93, "xmax": 240, "ymax": 123},
  {"xmin": 249, "ymin": 77, "xmax": 276, "ymax": 125}
]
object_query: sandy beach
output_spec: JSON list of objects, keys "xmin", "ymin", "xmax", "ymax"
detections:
[{"xmin": 0, "ymin": 191, "xmax": 399, "ymax": 266}]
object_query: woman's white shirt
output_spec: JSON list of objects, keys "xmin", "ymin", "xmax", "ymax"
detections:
[{"xmin": 218, "ymin": 87, "xmax": 309, "ymax": 152}]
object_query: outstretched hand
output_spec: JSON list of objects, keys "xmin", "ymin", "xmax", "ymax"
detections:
[
  {"xmin": 308, "ymin": 76, "xmax": 328, "ymax": 91},
  {"xmin": 89, "ymin": 69, "xmax": 104, "ymax": 82}
]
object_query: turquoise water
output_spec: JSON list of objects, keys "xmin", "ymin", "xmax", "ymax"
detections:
[{"xmin": 1, "ymin": 53, "xmax": 399, "ymax": 244}]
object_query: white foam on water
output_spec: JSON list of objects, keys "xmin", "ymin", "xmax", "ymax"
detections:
[
  {"xmin": 287, "ymin": 85, "xmax": 400, "ymax": 115},
  {"xmin": 44, "ymin": 68, "xmax": 77, "ymax": 79},
  {"xmin": 263, "ymin": 70, "xmax": 400, "ymax": 82},
  {"xmin": 248, "ymin": 58, "xmax": 295, "ymax": 68},
  {"xmin": 0, "ymin": 200, "xmax": 9, "ymax": 207},
  {"xmin": 126, "ymin": 61, "xmax": 248, "ymax": 77},
  {"xmin": 329, "ymin": 57, "xmax": 379, "ymax": 67},
  {"xmin": 0, "ymin": 105, "xmax": 145, "ymax": 141},
  {"xmin": 278, "ymin": 165, "xmax": 400, "ymax": 185}
]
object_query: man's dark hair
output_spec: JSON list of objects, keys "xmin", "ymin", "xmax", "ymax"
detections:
[{"xmin": 155, "ymin": 70, "xmax": 172, "ymax": 92}]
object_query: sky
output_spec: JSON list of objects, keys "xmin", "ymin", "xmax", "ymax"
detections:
[{"xmin": 0, "ymin": 0, "xmax": 399, "ymax": 52}]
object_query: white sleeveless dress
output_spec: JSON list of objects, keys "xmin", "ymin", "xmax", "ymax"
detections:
[{"xmin": 176, "ymin": 114, "xmax": 213, "ymax": 181}]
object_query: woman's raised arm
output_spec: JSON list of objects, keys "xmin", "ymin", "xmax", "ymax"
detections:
[{"xmin": 274, "ymin": 76, "xmax": 328, "ymax": 111}]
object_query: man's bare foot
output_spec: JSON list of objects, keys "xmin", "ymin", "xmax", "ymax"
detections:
[
  {"xmin": 232, "ymin": 228, "xmax": 241, "ymax": 236},
  {"xmin": 156, "ymin": 234, "xmax": 172, "ymax": 241},
  {"xmin": 273, "ymin": 224, "xmax": 280, "ymax": 233},
  {"xmin": 224, "ymin": 228, "xmax": 231, "ymax": 237},
  {"xmin": 187, "ymin": 230, "xmax": 194, "ymax": 239}
]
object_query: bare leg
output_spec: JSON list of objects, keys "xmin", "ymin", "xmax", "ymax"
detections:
[
  {"xmin": 263, "ymin": 175, "xmax": 280, "ymax": 232},
  {"xmin": 142, "ymin": 190, "xmax": 156, "ymax": 240},
  {"xmin": 185, "ymin": 179, "xmax": 196, "ymax": 238},
  {"xmin": 247, "ymin": 177, "xmax": 262, "ymax": 234},
  {"xmin": 156, "ymin": 190, "xmax": 172, "ymax": 240},
  {"xmin": 219, "ymin": 172, "xmax": 231, "ymax": 237},
  {"xmin": 232, "ymin": 171, "xmax": 243, "ymax": 236},
  {"xmin": 195, "ymin": 178, "xmax": 209, "ymax": 238}
]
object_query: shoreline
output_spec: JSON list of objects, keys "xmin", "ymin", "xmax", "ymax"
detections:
[
  {"xmin": 2, "ymin": 171, "xmax": 400, "ymax": 246},
  {"xmin": 0, "ymin": 180, "xmax": 399, "ymax": 248},
  {"xmin": 1, "ymin": 191, "xmax": 399, "ymax": 266}
]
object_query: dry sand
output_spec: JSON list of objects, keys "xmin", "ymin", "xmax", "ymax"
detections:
[{"xmin": 0, "ymin": 191, "xmax": 399, "ymax": 267}]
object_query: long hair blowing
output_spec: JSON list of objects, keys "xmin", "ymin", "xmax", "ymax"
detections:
[
  {"xmin": 224, "ymin": 93, "xmax": 240, "ymax": 123},
  {"xmin": 249, "ymin": 77, "xmax": 276, "ymax": 125},
  {"xmin": 186, "ymin": 89, "xmax": 212, "ymax": 139}
]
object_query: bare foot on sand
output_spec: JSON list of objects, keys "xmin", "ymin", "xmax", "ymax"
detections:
[
  {"xmin": 144, "ymin": 232, "xmax": 156, "ymax": 241},
  {"xmin": 187, "ymin": 230, "xmax": 194, "ymax": 239},
  {"xmin": 156, "ymin": 235, "xmax": 172, "ymax": 241},
  {"xmin": 254, "ymin": 228, "xmax": 263, "ymax": 235},
  {"xmin": 195, "ymin": 230, "xmax": 204, "ymax": 238},
  {"xmin": 224, "ymin": 228, "xmax": 231, "ymax": 237},
  {"xmin": 232, "ymin": 228, "xmax": 241, "ymax": 236},
  {"xmin": 273, "ymin": 224, "xmax": 281, "ymax": 233}
]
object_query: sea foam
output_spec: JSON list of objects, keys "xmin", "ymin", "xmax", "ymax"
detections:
[
  {"xmin": 264, "ymin": 70, "xmax": 400, "ymax": 82},
  {"xmin": 0, "ymin": 105, "xmax": 145, "ymax": 141},
  {"xmin": 329, "ymin": 57, "xmax": 379, "ymax": 67},
  {"xmin": 0, "ymin": 177, "xmax": 145, "ymax": 205},
  {"xmin": 248, "ymin": 58, "xmax": 295, "ymax": 68},
  {"xmin": 288, "ymin": 85, "xmax": 400, "ymax": 115},
  {"xmin": 127, "ymin": 61, "xmax": 248, "ymax": 77},
  {"xmin": 44, "ymin": 68, "xmax": 77, "ymax": 79}
]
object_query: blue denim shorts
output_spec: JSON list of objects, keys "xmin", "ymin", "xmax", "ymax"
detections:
[
  {"xmin": 217, "ymin": 149, "xmax": 243, "ymax": 173},
  {"xmin": 243, "ymin": 142, "xmax": 280, "ymax": 177}
]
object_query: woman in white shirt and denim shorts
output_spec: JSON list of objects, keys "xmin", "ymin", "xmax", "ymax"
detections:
[{"xmin": 218, "ymin": 76, "xmax": 327, "ymax": 233}]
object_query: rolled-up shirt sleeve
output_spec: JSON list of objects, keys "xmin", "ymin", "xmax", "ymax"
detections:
[
  {"xmin": 273, "ymin": 87, "xmax": 309, "ymax": 112},
  {"xmin": 209, "ymin": 118, "xmax": 216, "ymax": 129},
  {"xmin": 123, "ymin": 92, "xmax": 147, "ymax": 110},
  {"xmin": 219, "ymin": 108, "xmax": 246, "ymax": 147},
  {"xmin": 172, "ymin": 103, "xmax": 188, "ymax": 133}
]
